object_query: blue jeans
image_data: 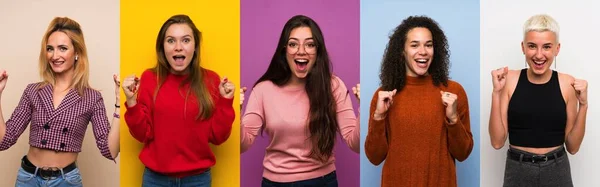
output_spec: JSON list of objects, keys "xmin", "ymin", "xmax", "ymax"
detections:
[
  {"xmin": 15, "ymin": 167, "xmax": 83, "ymax": 187},
  {"xmin": 261, "ymin": 171, "xmax": 338, "ymax": 187},
  {"xmin": 142, "ymin": 167, "xmax": 211, "ymax": 187}
]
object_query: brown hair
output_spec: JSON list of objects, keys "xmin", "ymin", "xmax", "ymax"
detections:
[
  {"xmin": 255, "ymin": 15, "xmax": 338, "ymax": 162},
  {"xmin": 152, "ymin": 14, "xmax": 215, "ymax": 120}
]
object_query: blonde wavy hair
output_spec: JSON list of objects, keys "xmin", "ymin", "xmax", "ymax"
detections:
[{"xmin": 38, "ymin": 17, "xmax": 90, "ymax": 95}]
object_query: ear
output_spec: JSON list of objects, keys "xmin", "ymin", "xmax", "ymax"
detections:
[
  {"xmin": 521, "ymin": 41, "xmax": 525, "ymax": 55},
  {"xmin": 555, "ymin": 43, "xmax": 561, "ymax": 56}
]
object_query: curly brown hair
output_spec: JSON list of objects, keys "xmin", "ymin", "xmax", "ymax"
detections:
[{"xmin": 380, "ymin": 16, "xmax": 450, "ymax": 91}]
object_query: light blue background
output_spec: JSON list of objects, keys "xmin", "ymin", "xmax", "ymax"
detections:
[{"xmin": 360, "ymin": 0, "xmax": 480, "ymax": 186}]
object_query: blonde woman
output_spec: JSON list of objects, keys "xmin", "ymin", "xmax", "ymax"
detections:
[
  {"xmin": 489, "ymin": 14, "xmax": 588, "ymax": 186},
  {"xmin": 0, "ymin": 17, "xmax": 120, "ymax": 187}
]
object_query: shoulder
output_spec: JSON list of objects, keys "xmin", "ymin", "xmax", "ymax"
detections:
[
  {"xmin": 446, "ymin": 80, "xmax": 465, "ymax": 93},
  {"xmin": 331, "ymin": 75, "xmax": 349, "ymax": 92},
  {"xmin": 83, "ymin": 87, "xmax": 103, "ymax": 100},
  {"xmin": 141, "ymin": 69, "xmax": 157, "ymax": 81},
  {"xmin": 557, "ymin": 71, "xmax": 575, "ymax": 85},
  {"xmin": 506, "ymin": 69, "xmax": 521, "ymax": 84},
  {"xmin": 253, "ymin": 80, "xmax": 276, "ymax": 92},
  {"xmin": 25, "ymin": 82, "xmax": 43, "ymax": 91},
  {"xmin": 201, "ymin": 68, "xmax": 222, "ymax": 86},
  {"xmin": 557, "ymin": 71, "xmax": 576, "ymax": 97}
]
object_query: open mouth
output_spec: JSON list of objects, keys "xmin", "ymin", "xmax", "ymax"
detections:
[
  {"xmin": 173, "ymin": 55, "xmax": 186, "ymax": 64},
  {"xmin": 532, "ymin": 60, "xmax": 546, "ymax": 69},
  {"xmin": 415, "ymin": 58, "xmax": 429, "ymax": 68},
  {"xmin": 294, "ymin": 59, "xmax": 308, "ymax": 71},
  {"xmin": 51, "ymin": 61, "xmax": 65, "ymax": 65}
]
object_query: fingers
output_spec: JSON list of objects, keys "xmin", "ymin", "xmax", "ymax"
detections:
[
  {"xmin": 440, "ymin": 91, "xmax": 458, "ymax": 106},
  {"xmin": 241, "ymin": 86, "xmax": 247, "ymax": 93},
  {"xmin": 0, "ymin": 70, "xmax": 7, "ymax": 80},
  {"xmin": 220, "ymin": 77, "xmax": 235, "ymax": 93},
  {"xmin": 572, "ymin": 79, "xmax": 588, "ymax": 94},
  {"xmin": 113, "ymin": 74, "xmax": 120, "ymax": 87},
  {"xmin": 122, "ymin": 75, "xmax": 140, "ymax": 94}
]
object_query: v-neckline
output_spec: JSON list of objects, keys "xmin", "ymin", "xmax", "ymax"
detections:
[{"xmin": 52, "ymin": 85, "xmax": 73, "ymax": 111}]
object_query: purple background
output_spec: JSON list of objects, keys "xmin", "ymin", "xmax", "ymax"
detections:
[{"xmin": 241, "ymin": 0, "xmax": 360, "ymax": 186}]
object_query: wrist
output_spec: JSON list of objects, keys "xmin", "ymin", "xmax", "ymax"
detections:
[
  {"xmin": 113, "ymin": 113, "xmax": 120, "ymax": 119},
  {"xmin": 373, "ymin": 113, "xmax": 386, "ymax": 121},
  {"xmin": 126, "ymin": 99, "xmax": 136, "ymax": 107},
  {"xmin": 447, "ymin": 115, "xmax": 458, "ymax": 124}
]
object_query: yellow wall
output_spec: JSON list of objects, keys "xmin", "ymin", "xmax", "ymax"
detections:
[{"xmin": 120, "ymin": 0, "xmax": 240, "ymax": 186}]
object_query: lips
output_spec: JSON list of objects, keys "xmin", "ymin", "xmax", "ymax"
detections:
[
  {"xmin": 172, "ymin": 55, "xmax": 186, "ymax": 65},
  {"xmin": 51, "ymin": 61, "xmax": 65, "ymax": 65},
  {"xmin": 415, "ymin": 58, "xmax": 429, "ymax": 68},
  {"xmin": 294, "ymin": 59, "xmax": 308, "ymax": 71},
  {"xmin": 532, "ymin": 59, "xmax": 546, "ymax": 69}
]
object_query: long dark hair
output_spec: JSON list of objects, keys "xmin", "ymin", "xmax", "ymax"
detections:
[
  {"xmin": 153, "ymin": 14, "xmax": 215, "ymax": 120},
  {"xmin": 254, "ymin": 15, "xmax": 338, "ymax": 162},
  {"xmin": 380, "ymin": 16, "xmax": 450, "ymax": 91}
]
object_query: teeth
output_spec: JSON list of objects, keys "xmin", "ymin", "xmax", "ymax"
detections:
[
  {"xmin": 534, "ymin": 61, "xmax": 545, "ymax": 65},
  {"xmin": 415, "ymin": 59, "xmax": 427, "ymax": 63},
  {"xmin": 295, "ymin": 59, "xmax": 308, "ymax": 63}
]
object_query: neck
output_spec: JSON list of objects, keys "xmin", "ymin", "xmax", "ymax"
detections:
[
  {"xmin": 287, "ymin": 75, "xmax": 306, "ymax": 87},
  {"xmin": 170, "ymin": 68, "xmax": 190, "ymax": 75},
  {"xmin": 54, "ymin": 69, "xmax": 74, "ymax": 91},
  {"xmin": 526, "ymin": 68, "xmax": 553, "ymax": 84}
]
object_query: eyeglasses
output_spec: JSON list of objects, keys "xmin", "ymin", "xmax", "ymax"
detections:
[{"xmin": 286, "ymin": 41, "xmax": 317, "ymax": 54}]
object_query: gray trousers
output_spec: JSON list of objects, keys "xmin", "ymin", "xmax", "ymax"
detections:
[{"xmin": 503, "ymin": 146, "xmax": 573, "ymax": 187}]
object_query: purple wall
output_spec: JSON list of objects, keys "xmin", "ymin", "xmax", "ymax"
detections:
[{"xmin": 241, "ymin": 0, "xmax": 360, "ymax": 186}]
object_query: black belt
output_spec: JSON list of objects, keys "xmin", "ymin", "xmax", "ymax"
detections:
[
  {"xmin": 508, "ymin": 147, "xmax": 566, "ymax": 163},
  {"xmin": 21, "ymin": 156, "xmax": 77, "ymax": 179}
]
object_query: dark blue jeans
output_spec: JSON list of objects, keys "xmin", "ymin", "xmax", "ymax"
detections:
[
  {"xmin": 142, "ymin": 167, "xmax": 211, "ymax": 187},
  {"xmin": 261, "ymin": 171, "xmax": 338, "ymax": 187}
]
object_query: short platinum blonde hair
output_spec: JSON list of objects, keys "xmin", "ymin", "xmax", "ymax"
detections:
[{"xmin": 523, "ymin": 14, "xmax": 560, "ymax": 42}]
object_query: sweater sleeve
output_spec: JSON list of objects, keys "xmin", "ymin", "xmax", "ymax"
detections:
[
  {"xmin": 445, "ymin": 83, "xmax": 473, "ymax": 162},
  {"xmin": 364, "ymin": 87, "xmax": 389, "ymax": 165},
  {"xmin": 124, "ymin": 70, "xmax": 155, "ymax": 143},
  {"xmin": 333, "ymin": 77, "xmax": 360, "ymax": 153},
  {"xmin": 240, "ymin": 84, "xmax": 264, "ymax": 153},
  {"xmin": 207, "ymin": 72, "xmax": 235, "ymax": 145}
]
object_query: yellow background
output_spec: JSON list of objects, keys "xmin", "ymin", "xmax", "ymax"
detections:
[{"xmin": 120, "ymin": 0, "xmax": 240, "ymax": 186}]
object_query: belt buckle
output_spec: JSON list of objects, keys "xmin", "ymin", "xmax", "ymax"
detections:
[
  {"xmin": 38, "ymin": 167, "xmax": 61, "ymax": 180},
  {"xmin": 532, "ymin": 155, "xmax": 548, "ymax": 163}
]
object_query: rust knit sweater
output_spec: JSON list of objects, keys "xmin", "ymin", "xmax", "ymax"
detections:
[{"xmin": 364, "ymin": 75, "xmax": 473, "ymax": 187}]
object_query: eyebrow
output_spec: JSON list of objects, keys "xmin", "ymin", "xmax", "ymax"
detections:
[
  {"xmin": 46, "ymin": 44, "xmax": 69, "ymax": 48},
  {"xmin": 166, "ymin": 35, "xmax": 192, "ymax": 39},
  {"xmin": 409, "ymin": 40, "xmax": 433, "ymax": 43},
  {"xmin": 288, "ymin": 37, "xmax": 314, "ymax": 41},
  {"xmin": 526, "ymin": 42, "xmax": 553, "ymax": 46}
]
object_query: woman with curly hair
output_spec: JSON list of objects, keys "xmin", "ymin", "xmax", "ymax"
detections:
[{"xmin": 364, "ymin": 16, "xmax": 473, "ymax": 187}]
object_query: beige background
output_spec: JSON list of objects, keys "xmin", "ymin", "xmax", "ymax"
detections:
[{"xmin": 0, "ymin": 0, "xmax": 119, "ymax": 186}]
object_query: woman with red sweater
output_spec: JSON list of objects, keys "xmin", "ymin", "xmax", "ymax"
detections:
[{"xmin": 122, "ymin": 14, "xmax": 236, "ymax": 187}]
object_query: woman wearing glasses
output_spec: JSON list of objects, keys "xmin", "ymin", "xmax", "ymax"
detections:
[{"xmin": 240, "ymin": 15, "xmax": 360, "ymax": 187}]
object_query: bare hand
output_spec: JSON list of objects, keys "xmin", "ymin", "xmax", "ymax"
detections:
[
  {"xmin": 0, "ymin": 70, "xmax": 7, "ymax": 94},
  {"xmin": 121, "ymin": 75, "xmax": 139, "ymax": 100},
  {"xmin": 440, "ymin": 91, "xmax": 459, "ymax": 124},
  {"xmin": 374, "ymin": 89, "xmax": 397, "ymax": 120},
  {"xmin": 219, "ymin": 77, "xmax": 235, "ymax": 99},
  {"xmin": 113, "ymin": 74, "xmax": 120, "ymax": 104},
  {"xmin": 572, "ymin": 78, "xmax": 588, "ymax": 106},
  {"xmin": 352, "ymin": 83, "xmax": 360, "ymax": 102},
  {"xmin": 240, "ymin": 87, "xmax": 247, "ymax": 106},
  {"xmin": 491, "ymin": 67, "xmax": 508, "ymax": 92}
]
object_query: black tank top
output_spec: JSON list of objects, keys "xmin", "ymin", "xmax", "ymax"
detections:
[{"xmin": 507, "ymin": 69, "xmax": 566, "ymax": 148}]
